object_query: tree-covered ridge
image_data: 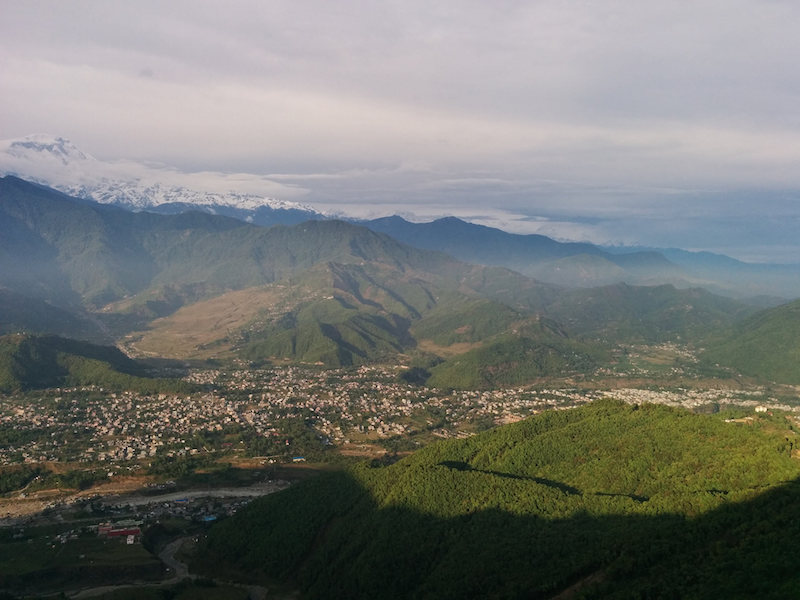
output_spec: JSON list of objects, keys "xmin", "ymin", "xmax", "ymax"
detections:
[
  {"xmin": 196, "ymin": 400, "xmax": 800, "ymax": 598},
  {"xmin": 0, "ymin": 333, "xmax": 187, "ymax": 393},
  {"xmin": 543, "ymin": 282, "xmax": 757, "ymax": 343},
  {"xmin": 410, "ymin": 298, "xmax": 523, "ymax": 346},
  {"xmin": 237, "ymin": 261, "xmax": 447, "ymax": 366},
  {"xmin": 702, "ymin": 298, "xmax": 800, "ymax": 384},
  {"xmin": 0, "ymin": 288, "xmax": 107, "ymax": 342},
  {"xmin": 425, "ymin": 328, "xmax": 605, "ymax": 389}
]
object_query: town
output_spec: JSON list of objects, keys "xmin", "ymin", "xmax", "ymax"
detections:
[{"xmin": 2, "ymin": 355, "xmax": 797, "ymax": 470}]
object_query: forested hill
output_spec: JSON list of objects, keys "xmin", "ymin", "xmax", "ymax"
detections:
[
  {"xmin": 0, "ymin": 333, "xmax": 187, "ymax": 393},
  {"xmin": 702, "ymin": 298, "xmax": 800, "ymax": 384},
  {"xmin": 195, "ymin": 400, "xmax": 800, "ymax": 599},
  {"xmin": 0, "ymin": 288, "xmax": 107, "ymax": 342}
]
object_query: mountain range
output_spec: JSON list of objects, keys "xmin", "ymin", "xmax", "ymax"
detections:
[
  {"xmin": 4, "ymin": 134, "xmax": 800, "ymax": 300},
  {"xmin": 363, "ymin": 215, "xmax": 800, "ymax": 300},
  {"xmin": 3, "ymin": 135, "xmax": 800, "ymax": 387},
  {"xmin": 4, "ymin": 174, "xmax": 799, "ymax": 386}
]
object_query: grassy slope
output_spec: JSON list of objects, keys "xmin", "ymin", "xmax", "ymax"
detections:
[{"xmin": 197, "ymin": 400, "xmax": 800, "ymax": 599}]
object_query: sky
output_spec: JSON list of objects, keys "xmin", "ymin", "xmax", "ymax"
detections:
[{"xmin": 1, "ymin": 1, "xmax": 800, "ymax": 262}]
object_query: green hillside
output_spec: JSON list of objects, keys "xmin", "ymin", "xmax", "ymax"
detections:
[
  {"xmin": 241, "ymin": 302, "xmax": 414, "ymax": 367},
  {"xmin": 426, "ymin": 322, "xmax": 605, "ymax": 389},
  {"xmin": 232, "ymin": 270, "xmax": 749, "ymax": 373},
  {"xmin": 0, "ymin": 334, "xmax": 186, "ymax": 393},
  {"xmin": 702, "ymin": 298, "xmax": 800, "ymax": 384},
  {"xmin": 0, "ymin": 288, "xmax": 108, "ymax": 342},
  {"xmin": 545, "ymin": 282, "xmax": 755, "ymax": 343},
  {"xmin": 411, "ymin": 298, "xmax": 522, "ymax": 346},
  {"xmin": 195, "ymin": 400, "xmax": 800, "ymax": 599},
  {"xmin": 241, "ymin": 265, "xmax": 536, "ymax": 367}
]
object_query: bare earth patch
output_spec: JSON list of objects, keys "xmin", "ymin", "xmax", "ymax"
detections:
[
  {"xmin": 1, "ymin": 476, "xmax": 150, "ymax": 520},
  {"xmin": 124, "ymin": 286, "xmax": 283, "ymax": 359}
]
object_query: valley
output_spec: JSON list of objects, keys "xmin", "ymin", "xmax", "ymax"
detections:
[
  {"xmin": 1, "ymin": 174, "xmax": 799, "ymax": 598},
  {"xmin": 3, "ymin": 344, "xmax": 796, "ymax": 476},
  {"xmin": 3, "ymin": 0, "xmax": 800, "ymax": 592}
]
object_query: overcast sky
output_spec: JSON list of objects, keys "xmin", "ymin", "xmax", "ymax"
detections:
[{"xmin": 2, "ymin": 1, "xmax": 800, "ymax": 262}]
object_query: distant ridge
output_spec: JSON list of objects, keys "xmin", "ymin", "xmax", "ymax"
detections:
[
  {"xmin": 364, "ymin": 215, "xmax": 800, "ymax": 299},
  {"xmin": 3, "ymin": 134, "xmax": 798, "ymax": 298},
  {"xmin": 364, "ymin": 215, "xmax": 689, "ymax": 287}
]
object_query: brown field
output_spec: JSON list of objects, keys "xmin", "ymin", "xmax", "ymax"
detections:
[
  {"xmin": 0, "ymin": 475, "xmax": 150, "ymax": 520},
  {"xmin": 338, "ymin": 443, "xmax": 388, "ymax": 458},
  {"xmin": 416, "ymin": 339, "xmax": 482, "ymax": 358},
  {"xmin": 124, "ymin": 286, "xmax": 283, "ymax": 359}
]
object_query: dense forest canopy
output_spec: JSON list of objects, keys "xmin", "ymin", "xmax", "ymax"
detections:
[{"xmin": 196, "ymin": 400, "xmax": 800, "ymax": 599}]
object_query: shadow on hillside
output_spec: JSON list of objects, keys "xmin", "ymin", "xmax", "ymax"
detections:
[
  {"xmin": 195, "ymin": 469, "xmax": 800, "ymax": 600},
  {"xmin": 439, "ymin": 460, "xmax": 583, "ymax": 496}
]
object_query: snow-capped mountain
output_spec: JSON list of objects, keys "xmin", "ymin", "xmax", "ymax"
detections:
[{"xmin": 0, "ymin": 134, "xmax": 324, "ymax": 224}]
